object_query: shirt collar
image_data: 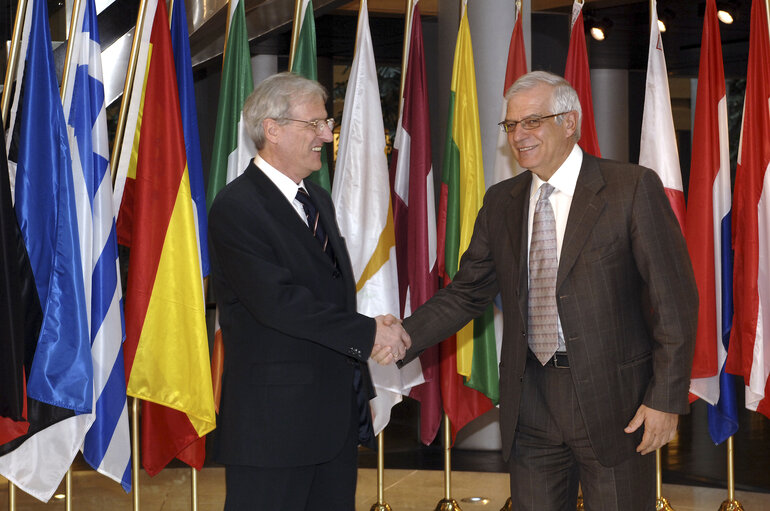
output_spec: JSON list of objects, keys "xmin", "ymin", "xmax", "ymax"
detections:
[
  {"xmin": 529, "ymin": 145, "xmax": 583, "ymax": 200},
  {"xmin": 254, "ymin": 154, "xmax": 307, "ymax": 204}
]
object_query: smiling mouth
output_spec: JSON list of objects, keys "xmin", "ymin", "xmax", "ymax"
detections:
[
  {"xmin": 518, "ymin": 145, "xmax": 537, "ymax": 152},
  {"xmin": 312, "ymin": 146, "xmax": 322, "ymax": 152}
]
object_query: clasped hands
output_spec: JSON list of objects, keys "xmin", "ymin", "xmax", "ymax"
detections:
[{"xmin": 371, "ymin": 314, "xmax": 411, "ymax": 365}]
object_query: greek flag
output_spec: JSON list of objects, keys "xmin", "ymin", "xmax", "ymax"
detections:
[{"xmin": 61, "ymin": 0, "xmax": 131, "ymax": 491}]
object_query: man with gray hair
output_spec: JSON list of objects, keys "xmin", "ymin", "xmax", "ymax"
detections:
[
  {"xmin": 381, "ymin": 70, "xmax": 698, "ymax": 510},
  {"xmin": 208, "ymin": 72, "xmax": 410, "ymax": 510}
]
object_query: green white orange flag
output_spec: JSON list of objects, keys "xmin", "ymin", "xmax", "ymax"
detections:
[
  {"xmin": 206, "ymin": 0, "xmax": 255, "ymax": 208},
  {"xmin": 113, "ymin": 0, "xmax": 215, "ymax": 475},
  {"xmin": 290, "ymin": 0, "xmax": 331, "ymax": 192},
  {"xmin": 438, "ymin": 1, "xmax": 495, "ymax": 440},
  {"xmin": 332, "ymin": 0, "xmax": 423, "ymax": 434}
]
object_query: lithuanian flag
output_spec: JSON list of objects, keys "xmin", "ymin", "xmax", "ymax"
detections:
[
  {"xmin": 113, "ymin": 0, "xmax": 215, "ymax": 475},
  {"xmin": 437, "ymin": 1, "xmax": 495, "ymax": 440}
]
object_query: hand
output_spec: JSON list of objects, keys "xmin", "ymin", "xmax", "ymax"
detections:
[
  {"xmin": 371, "ymin": 315, "xmax": 411, "ymax": 365},
  {"xmin": 624, "ymin": 404, "xmax": 679, "ymax": 455}
]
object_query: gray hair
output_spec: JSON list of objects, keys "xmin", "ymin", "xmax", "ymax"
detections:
[
  {"xmin": 242, "ymin": 72, "xmax": 328, "ymax": 150},
  {"xmin": 504, "ymin": 71, "xmax": 582, "ymax": 141}
]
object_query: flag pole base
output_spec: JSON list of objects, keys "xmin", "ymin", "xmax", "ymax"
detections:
[
  {"xmin": 718, "ymin": 500, "xmax": 745, "ymax": 511},
  {"xmin": 435, "ymin": 498, "xmax": 462, "ymax": 511},
  {"xmin": 370, "ymin": 504, "xmax": 392, "ymax": 511},
  {"xmin": 499, "ymin": 497, "xmax": 512, "ymax": 511},
  {"xmin": 577, "ymin": 494, "xmax": 584, "ymax": 510},
  {"xmin": 656, "ymin": 497, "xmax": 675, "ymax": 510}
]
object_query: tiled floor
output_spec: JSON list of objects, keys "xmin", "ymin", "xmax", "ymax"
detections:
[{"xmin": 2, "ymin": 466, "xmax": 770, "ymax": 510}]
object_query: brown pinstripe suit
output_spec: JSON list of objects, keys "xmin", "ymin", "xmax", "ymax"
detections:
[{"xmin": 402, "ymin": 153, "xmax": 697, "ymax": 502}]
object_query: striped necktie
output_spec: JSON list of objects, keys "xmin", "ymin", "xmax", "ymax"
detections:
[
  {"xmin": 528, "ymin": 183, "xmax": 559, "ymax": 365},
  {"xmin": 296, "ymin": 187, "xmax": 335, "ymax": 262}
]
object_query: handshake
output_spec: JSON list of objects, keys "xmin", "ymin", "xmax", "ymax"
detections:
[{"xmin": 370, "ymin": 314, "xmax": 411, "ymax": 366}]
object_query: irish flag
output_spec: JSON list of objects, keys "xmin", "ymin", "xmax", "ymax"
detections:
[{"xmin": 289, "ymin": 0, "xmax": 331, "ymax": 192}]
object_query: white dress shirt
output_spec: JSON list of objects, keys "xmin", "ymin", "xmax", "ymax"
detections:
[
  {"xmin": 526, "ymin": 145, "xmax": 583, "ymax": 353},
  {"xmin": 254, "ymin": 154, "xmax": 310, "ymax": 226}
]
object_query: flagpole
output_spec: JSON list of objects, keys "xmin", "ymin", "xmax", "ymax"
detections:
[
  {"xmin": 65, "ymin": 468, "xmax": 72, "ymax": 510},
  {"xmin": 8, "ymin": 481, "xmax": 15, "ymax": 511},
  {"xmin": 434, "ymin": 414, "xmax": 461, "ymax": 511},
  {"xmin": 718, "ymin": 437, "xmax": 744, "ymax": 510},
  {"xmin": 60, "ymin": 0, "xmax": 84, "ymax": 100},
  {"xmin": 132, "ymin": 397, "xmax": 141, "ymax": 511},
  {"xmin": 655, "ymin": 449, "xmax": 674, "ymax": 510},
  {"xmin": 222, "ymin": 0, "xmax": 235, "ymax": 72},
  {"xmin": 1, "ymin": 0, "xmax": 28, "ymax": 125},
  {"xmin": 369, "ymin": 432, "xmax": 392, "ymax": 511},
  {"xmin": 289, "ymin": 0, "xmax": 303, "ymax": 71},
  {"xmin": 110, "ymin": 0, "xmax": 150, "ymax": 182},
  {"xmin": 398, "ymin": 0, "xmax": 415, "ymax": 109},
  {"xmin": 766, "ymin": 0, "xmax": 770, "ymax": 46}
]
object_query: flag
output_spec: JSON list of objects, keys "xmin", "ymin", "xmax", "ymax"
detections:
[
  {"xmin": 114, "ymin": 0, "xmax": 215, "ymax": 475},
  {"xmin": 390, "ymin": 0, "xmax": 440, "ymax": 445},
  {"xmin": 172, "ymin": 0, "xmax": 209, "ymax": 279},
  {"xmin": 438, "ymin": 1, "xmax": 494, "ymax": 441},
  {"xmin": 727, "ymin": 0, "xmax": 770, "ymax": 419},
  {"xmin": 492, "ymin": 3, "xmax": 528, "ymax": 184},
  {"xmin": 0, "ymin": 0, "xmax": 94, "ymax": 500},
  {"xmin": 639, "ymin": 0, "xmax": 685, "ymax": 229},
  {"xmin": 206, "ymin": 0, "xmax": 255, "ymax": 411},
  {"xmin": 474, "ymin": 0, "xmax": 529, "ymax": 413},
  {"xmin": 206, "ymin": 0, "xmax": 255, "ymax": 208},
  {"xmin": 61, "ymin": 0, "xmax": 131, "ymax": 488},
  {"xmin": 685, "ymin": 0, "xmax": 737, "ymax": 445},
  {"xmin": 332, "ymin": 0, "xmax": 424, "ymax": 435},
  {"xmin": 0, "ymin": 116, "xmax": 35, "ymax": 445},
  {"xmin": 290, "ymin": 0, "xmax": 331, "ymax": 192},
  {"xmin": 564, "ymin": 0, "xmax": 601, "ymax": 157}
]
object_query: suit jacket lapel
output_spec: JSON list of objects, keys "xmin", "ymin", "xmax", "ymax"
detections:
[
  {"xmin": 246, "ymin": 164, "xmax": 338, "ymax": 271},
  {"xmin": 557, "ymin": 153, "xmax": 606, "ymax": 290},
  {"xmin": 505, "ymin": 174, "xmax": 532, "ymax": 325}
]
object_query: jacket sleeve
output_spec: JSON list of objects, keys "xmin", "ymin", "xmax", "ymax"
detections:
[
  {"xmin": 208, "ymin": 188, "xmax": 376, "ymax": 361},
  {"xmin": 402, "ymin": 192, "xmax": 500, "ymax": 364},
  {"xmin": 631, "ymin": 168, "xmax": 698, "ymax": 414}
]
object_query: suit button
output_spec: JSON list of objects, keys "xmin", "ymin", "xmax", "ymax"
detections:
[
  {"xmin": 332, "ymin": 270, "xmax": 341, "ymax": 279},
  {"xmin": 521, "ymin": 331, "xmax": 526, "ymax": 338}
]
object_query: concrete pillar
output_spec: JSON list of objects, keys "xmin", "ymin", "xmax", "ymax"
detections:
[{"xmin": 591, "ymin": 68, "xmax": 629, "ymax": 163}]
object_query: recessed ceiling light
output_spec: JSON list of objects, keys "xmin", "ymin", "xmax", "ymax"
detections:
[{"xmin": 658, "ymin": 19, "xmax": 667, "ymax": 33}]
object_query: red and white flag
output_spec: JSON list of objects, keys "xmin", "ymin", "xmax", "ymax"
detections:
[
  {"xmin": 390, "ymin": 0, "xmax": 441, "ymax": 445},
  {"xmin": 492, "ymin": 3, "xmax": 528, "ymax": 184},
  {"xmin": 727, "ymin": 0, "xmax": 770, "ymax": 419},
  {"xmin": 564, "ymin": 0, "xmax": 600, "ymax": 157},
  {"xmin": 639, "ymin": 0, "xmax": 685, "ymax": 228}
]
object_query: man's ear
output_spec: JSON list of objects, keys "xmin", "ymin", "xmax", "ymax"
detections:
[
  {"xmin": 563, "ymin": 111, "xmax": 579, "ymax": 138},
  {"xmin": 263, "ymin": 118, "xmax": 279, "ymax": 143}
]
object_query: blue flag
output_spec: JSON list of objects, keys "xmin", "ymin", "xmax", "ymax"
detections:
[
  {"xmin": 15, "ymin": 0, "xmax": 91, "ymax": 417},
  {"xmin": 62, "ymin": 0, "xmax": 132, "ymax": 490},
  {"xmin": 171, "ymin": 0, "xmax": 209, "ymax": 277}
]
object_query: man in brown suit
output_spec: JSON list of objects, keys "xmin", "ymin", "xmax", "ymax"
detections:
[{"xmin": 379, "ymin": 71, "xmax": 698, "ymax": 510}]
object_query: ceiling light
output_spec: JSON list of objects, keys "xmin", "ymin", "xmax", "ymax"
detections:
[
  {"xmin": 587, "ymin": 17, "xmax": 613, "ymax": 42},
  {"xmin": 657, "ymin": 19, "xmax": 666, "ymax": 32},
  {"xmin": 717, "ymin": 9, "xmax": 734, "ymax": 23}
]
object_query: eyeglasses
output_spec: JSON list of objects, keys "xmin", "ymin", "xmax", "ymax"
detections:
[
  {"xmin": 498, "ymin": 112, "xmax": 569, "ymax": 133},
  {"xmin": 278, "ymin": 117, "xmax": 336, "ymax": 135}
]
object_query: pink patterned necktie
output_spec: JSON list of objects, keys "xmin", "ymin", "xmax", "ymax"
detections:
[{"xmin": 528, "ymin": 183, "xmax": 559, "ymax": 365}]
